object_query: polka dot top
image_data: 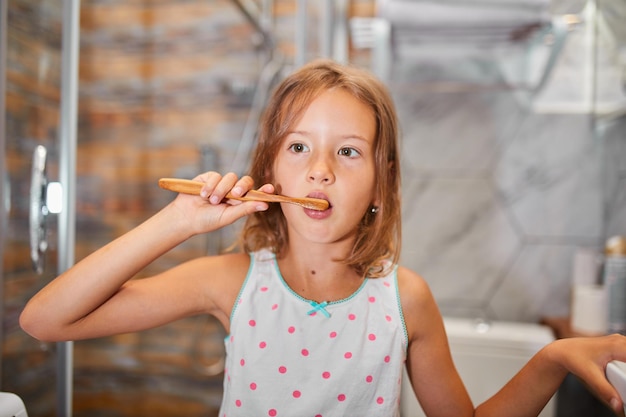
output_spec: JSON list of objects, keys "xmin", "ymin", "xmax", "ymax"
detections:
[{"xmin": 219, "ymin": 249, "xmax": 409, "ymax": 417}]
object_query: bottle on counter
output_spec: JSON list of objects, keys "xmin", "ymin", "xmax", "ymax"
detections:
[
  {"xmin": 604, "ymin": 236, "xmax": 626, "ymax": 334},
  {"xmin": 569, "ymin": 247, "xmax": 606, "ymax": 336}
]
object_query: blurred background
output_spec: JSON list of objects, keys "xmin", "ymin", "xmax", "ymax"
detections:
[{"xmin": 1, "ymin": 0, "xmax": 625, "ymax": 416}]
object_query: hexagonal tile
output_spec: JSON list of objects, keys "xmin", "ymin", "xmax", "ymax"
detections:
[
  {"xmin": 489, "ymin": 244, "xmax": 578, "ymax": 321},
  {"xmin": 395, "ymin": 90, "xmax": 523, "ymax": 176},
  {"xmin": 400, "ymin": 177, "xmax": 521, "ymax": 304},
  {"xmin": 494, "ymin": 114, "xmax": 603, "ymax": 239}
]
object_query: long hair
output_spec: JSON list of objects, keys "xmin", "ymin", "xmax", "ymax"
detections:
[{"xmin": 238, "ymin": 59, "xmax": 401, "ymax": 278}]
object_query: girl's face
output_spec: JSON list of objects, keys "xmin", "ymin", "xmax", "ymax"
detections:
[{"xmin": 273, "ymin": 88, "xmax": 378, "ymax": 247}]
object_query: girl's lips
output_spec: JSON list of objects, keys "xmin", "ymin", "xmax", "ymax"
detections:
[
  {"xmin": 304, "ymin": 205, "xmax": 332, "ymax": 219},
  {"xmin": 304, "ymin": 192, "xmax": 331, "ymax": 219}
]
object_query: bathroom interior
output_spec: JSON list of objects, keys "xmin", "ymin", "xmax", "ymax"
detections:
[{"xmin": 1, "ymin": 0, "xmax": 626, "ymax": 416}]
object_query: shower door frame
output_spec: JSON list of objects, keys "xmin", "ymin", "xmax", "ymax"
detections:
[
  {"xmin": 0, "ymin": 0, "xmax": 6, "ymax": 389},
  {"xmin": 56, "ymin": 1, "xmax": 81, "ymax": 416}
]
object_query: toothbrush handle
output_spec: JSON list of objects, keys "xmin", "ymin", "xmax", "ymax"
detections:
[{"xmin": 158, "ymin": 178, "xmax": 329, "ymax": 211}]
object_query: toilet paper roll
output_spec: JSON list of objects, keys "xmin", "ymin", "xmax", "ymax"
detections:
[
  {"xmin": 571, "ymin": 284, "xmax": 608, "ymax": 336},
  {"xmin": 572, "ymin": 248, "xmax": 601, "ymax": 286}
]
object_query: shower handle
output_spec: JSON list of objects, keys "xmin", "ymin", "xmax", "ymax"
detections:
[{"xmin": 29, "ymin": 145, "xmax": 49, "ymax": 274}]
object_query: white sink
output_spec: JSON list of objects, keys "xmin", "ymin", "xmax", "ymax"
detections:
[{"xmin": 0, "ymin": 392, "xmax": 28, "ymax": 417}]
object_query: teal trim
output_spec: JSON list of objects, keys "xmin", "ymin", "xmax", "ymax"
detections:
[
  {"xmin": 271, "ymin": 254, "xmax": 369, "ymax": 309},
  {"xmin": 228, "ymin": 252, "xmax": 255, "ymax": 325},
  {"xmin": 393, "ymin": 266, "xmax": 409, "ymax": 353}
]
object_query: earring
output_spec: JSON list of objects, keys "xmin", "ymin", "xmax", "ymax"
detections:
[{"xmin": 370, "ymin": 206, "xmax": 379, "ymax": 214}]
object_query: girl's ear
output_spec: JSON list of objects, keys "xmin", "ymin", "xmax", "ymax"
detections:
[{"xmin": 371, "ymin": 195, "xmax": 381, "ymax": 213}]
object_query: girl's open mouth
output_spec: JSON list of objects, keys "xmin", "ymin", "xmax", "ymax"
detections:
[{"xmin": 305, "ymin": 193, "xmax": 332, "ymax": 216}]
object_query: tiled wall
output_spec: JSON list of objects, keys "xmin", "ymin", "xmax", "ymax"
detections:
[
  {"xmin": 392, "ymin": 1, "xmax": 626, "ymax": 323},
  {"xmin": 76, "ymin": 2, "xmax": 273, "ymax": 416}
]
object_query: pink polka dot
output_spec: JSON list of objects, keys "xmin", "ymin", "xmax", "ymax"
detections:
[
  {"xmin": 272, "ymin": 304, "xmax": 278, "ymax": 310},
  {"xmin": 301, "ymin": 348, "xmax": 309, "ymax": 356},
  {"xmin": 309, "ymin": 312, "xmax": 317, "ymax": 317},
  {"xmin": 322, "ymin": 371, "xmax": 331, "ymax": 379},
  {"xmin": 377, "ymin": 397, "xmax": 384, "ymax": 405},
  {"xmin": 292, "ymin": 390, "xmax": 301, "ymax": 398},
  {"xmin": 260, "ymin": 286, "xmax": 268, "ymax": 292},
  {"xmin": 278, "ymin": 366, "xmax": 287, "ymax": 374},
  {"xmin": 235, "ymin": 399, "xmax": 242, "ymax": 407},
  {"xmin": 368, "ymin": 333, "xmax": 376, "ymax": 341},
  {"xmin": 329, "ymin": 331, "xmax": 337, "ymax": 338},
  {"xmin": 250, "ymin": 382, "xmax": 257, "ymax": 390},
  {"xmin": 249, "ymin": 319, "xmax": 256, "ymax": 327},
  {"xmin": 315, "ymin": 415, "xmax": 322, "ymax": 417},
  {"xmin": 384, "ymin": 355, "xmax": 391, "ymax": 363},
  {"xmin": 288, "ymin": 326, "xmax": 295, "ymax": 334},
  {"xmin": 366, "ymin": 375, "xmax": 373, "ymax": 383},
  {"xmin": 385, "ymin": 315, "xmax": 392, "ymax": 322},
  {"xmin": 338, "ymin": 394, "xmax": 346, "ymax": 402},
  {"xmin": 344, "ymin": 352, "xmax": 352, "ymax": 359},
  {"xmin": 384, "ymin": 281, "xmax": 391, "ymax": 287},
  {"xmin": 268, "ymin": 410, "xmax": 277, "ymax": 417},
  {"xmin": 368, "ymin": 296, "xmax": 376, "ymax": 303},
  {"xmin": 348, "ymin": 314, "xmax": 356, "ymax": 320},
  {"xmin": 259, "ymin": 341, "xmax": 267, "ymax": 349},
  {"xmin": 240, "ymin": 359, "xmax": 245, "ymax": 366}
]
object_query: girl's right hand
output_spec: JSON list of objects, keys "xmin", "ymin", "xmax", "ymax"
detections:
[{"xmin": 170, "ymin": 171, "xmax": 271, "ymax": 236}]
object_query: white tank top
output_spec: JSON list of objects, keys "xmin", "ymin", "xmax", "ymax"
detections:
[{"xmin": 219, "ymin": 249, "xmax": 408, "ymax": 417}]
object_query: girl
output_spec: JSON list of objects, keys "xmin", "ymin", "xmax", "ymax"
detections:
[{"xmin": 20, "ymin": 59, "xmax": 626, "ymax": 417}]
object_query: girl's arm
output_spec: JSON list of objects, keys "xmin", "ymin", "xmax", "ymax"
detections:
[
  {"xmin": 475, "ymin": 334, "xmax": 626, "ymax": 417},
  {"xmin": 19, "ymin": 172, "xmax": 269, "ymax": 342},
  {"xmin": 400, "ymin": 267, "xmax": 626, "ymax": 417},
  {"xmin": 398, "ymin": 267, "xmax": 475, "ymax": 417}
]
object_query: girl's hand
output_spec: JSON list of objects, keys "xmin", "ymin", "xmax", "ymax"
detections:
[
  {"xmin": 552, "ymin": 334, "xmax": 626, "ymax": 416},
  {"xmin": 171, "ymin": 171, "xmax": 272, "ymax": 236}
]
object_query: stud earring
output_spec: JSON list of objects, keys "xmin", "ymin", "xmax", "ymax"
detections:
[{"xmin": 370, "ymin": 206, "xmax": 379, "ymax": 214}]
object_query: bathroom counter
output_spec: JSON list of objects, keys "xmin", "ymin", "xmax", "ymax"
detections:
[
  {"xmin": 540, "ymin": 316, "xmax": 589, "ymax": 339},
  {"xmin": 541, "ymin": 315, "xmax": 609, "ymax": 338}
]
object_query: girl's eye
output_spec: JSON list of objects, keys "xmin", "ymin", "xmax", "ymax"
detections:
[
  {"xmin": 288, "ymin": 143, "xmax": 309, "ymax": 153},
  {"xmin": 338, "ymin": 147, "xmax": 360, "ymax": 158}
]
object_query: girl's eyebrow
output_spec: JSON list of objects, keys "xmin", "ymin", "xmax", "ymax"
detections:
[
  {"xmin": 286, "ymin": 130, "xmax": 307, "ymax": 136},
  {"xmin": 343, "ymin": 134, "xmax": 371, "ymax": 142},
  {"xmin": 336, "ymin": 134, "xmax": 375, "ymax": 146},
  {"xmin": 288, "ymin": 130, "xmax": 372, "ymax": 143}
]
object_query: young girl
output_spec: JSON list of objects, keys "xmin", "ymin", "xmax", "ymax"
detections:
[{"xmin": 20, "ymin": 59, "xmax": 626, "ymax": 417}]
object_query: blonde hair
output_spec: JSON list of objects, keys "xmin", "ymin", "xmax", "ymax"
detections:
[{"xmin": 238, "ymin": 59, "xmax": 401, "ymax": 277}]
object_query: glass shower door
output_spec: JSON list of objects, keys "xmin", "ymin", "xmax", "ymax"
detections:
[{"xmin": 1, "ymin": 1, "xmax": 78, "ymax": 416}]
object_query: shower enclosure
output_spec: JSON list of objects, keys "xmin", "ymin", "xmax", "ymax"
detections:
[{"xmin": 1, "ymin": 1, "xmax": 77, "ymax": 416}]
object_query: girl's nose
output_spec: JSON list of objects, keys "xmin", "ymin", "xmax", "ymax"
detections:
[{"xmin": 307, "ymin": 157, "xmax": 335, "ymax": 184}]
